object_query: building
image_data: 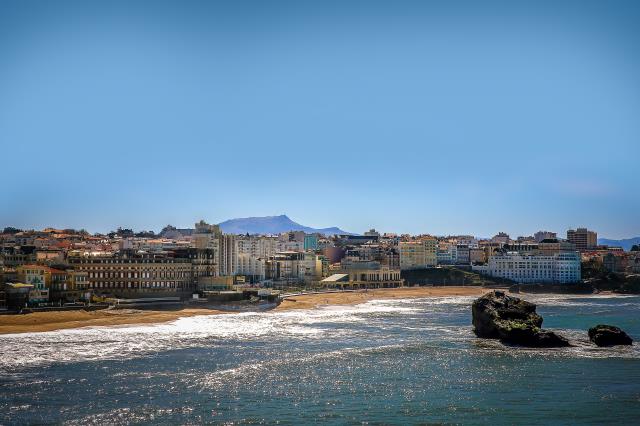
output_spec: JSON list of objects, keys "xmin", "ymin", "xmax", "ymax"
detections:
[
  {"xmin": 323, "ymin": 255, "xmax": 403, "ymax": 289},
  {"xmin": 67, "ymin": 251, "xmax": 195, "ymax": 297},
  {"xmin": 473, "ymin": 252, "xmax": 581, "ymax": 284},
  {"xmin": 399, "ymin": 239, "xmax": 437, "ymax": 270},
  {"xmin": 469, "ymin": 248, "xmax": 487, "ymax": 264},
  {"xmin": 236, "ymin": 254, "xmax": 267, "ymax": 282},
  {"xmin": 436, "ymin": 242, "xmax": 456, "ymax": 265},
  {"xmin": 534, "ymin": 231, "xmax": 557, "ymax": 243},
  {"xmin": 218, "ymin": 234, "xmax": 237, "ymax": 276},
  {"xmin": 197, "ymin": 275, "xmax": 234, "ymax": 292},
  {"xmin": 567, "ymin": 228, "xmax": 597, "ymax": 251},
  {"xmin": 536, "ymin": 238, "xmax": 576, "ymax": 255},
  {"xmin": 491, "ymin": 232, "xmax": 510, "ymax": 245},
  {"xmin": 0, "ymin": 246, "xmax": 36, "ymax": 267},
  {"xmin": 303, "ymin": 234, "xmax": 319, "ymax": 251},
  {"xmin": 193, "ymin": 220, "xmax": 221, "ymax": 250},
  {"xmin": 336, "ymin": 234, "xmax": 379, "ymax": 246},
  {"xmin": 49, "ymin": 270, "xmax": 91, "ymax": 303},
  {"xmin": 16, "ymin": 265, "xmax": 52, "ymax": 303},
  {"xmin": 264, "ymin": 252, "xmax": 322, "ymax": 284},
  {"xmin": 321, "ymin": 266, "xmax": 403, "ymax": 289},
  {"xmin": 363, "ymin": 229, "xmax": 381, "ymax": 238},
  {"xmin": 602, "ymin": 253, "xmax": 628, "ymax": 273},
  {"xmin": 0, "ymin": 286, "xmax": 6, "ymax": 311},
  {"xmin": 628, "ymin": 253, "xmax": 640, "ymax": 274},
  {"xmin": 3, "ymin": 283, "xmax": 33, "ymax": 310},
  {"xmin": 236, "ymin": 235, "xmax": 278, "ymax": 258},
  {"xmin": 456, "ymin": 245, "xmax": 470, "ymax": 265}
]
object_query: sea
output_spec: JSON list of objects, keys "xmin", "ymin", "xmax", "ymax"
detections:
[{"xmin": 1, "ymin": 294, "xmax": 639, "ymax": 425}]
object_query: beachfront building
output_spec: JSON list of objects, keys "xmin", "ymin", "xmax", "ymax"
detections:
[
  {"xmin": 399, "ymin": 239, "xmax": 437, "ymax": 270},
  {"xmin": 322, "ymin": 264, "xmax": 403, "ymax": 289},
  {"xmin": 264, "ymin": 252, "xmax": 323, "ymax": 284},
  {"xmin": 236, "ymin": 254, "xmax": 267, "ymax": 282},
  {"xmin": 473, "ymin": 252, "xmax": 581, "ymax": 284},
  {"xmin": 16, "ymin": 264, "xmax": 52, "ymax": 303},
  {"xmin": 67, "ymin": 251, "xmax": 195, "ymax": 297}
]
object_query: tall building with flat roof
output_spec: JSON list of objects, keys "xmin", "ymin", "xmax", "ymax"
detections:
[
  {"xmin": 399, "ymin": 239, "xmax": 437, "ymax": 270},
  {"xmin": 567, "ymin": 228, "xmax": 597, "ymax": 251}
]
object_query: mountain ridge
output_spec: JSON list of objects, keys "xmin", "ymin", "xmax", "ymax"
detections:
[
  {"xmin": 217, "ymin": 214, "xmax": 353, "ymax": 236},
  {"xmin": 598, "ymin": 237, "xmax": 640, "ymax": 251}
]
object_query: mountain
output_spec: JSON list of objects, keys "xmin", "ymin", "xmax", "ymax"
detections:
[
  {"xmin": 598, "ymin": 237, "xmax": 640, "ymax": 251},
  {"xmin": 218, "ymin": 215, "xmax": 353, "ymax": 236}
]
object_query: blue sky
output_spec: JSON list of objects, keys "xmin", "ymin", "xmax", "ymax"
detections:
[{"xmin": 1, "ymin": 0, "xmax": 639, "ymax": 238}]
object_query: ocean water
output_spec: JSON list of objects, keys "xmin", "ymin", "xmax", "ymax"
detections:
[{"xmin": 1, "ymin": 294, "xmax": 639, "ymax": 425}]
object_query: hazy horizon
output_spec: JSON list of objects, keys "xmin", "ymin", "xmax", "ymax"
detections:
[{"xmin": 2, "ymin": 1, "xmax": 639, "ymax": 239}]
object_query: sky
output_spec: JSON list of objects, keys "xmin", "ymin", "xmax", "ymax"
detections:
[{"xmin": 1, "ymin": 0, "xmax": 639, "ymax": 238}]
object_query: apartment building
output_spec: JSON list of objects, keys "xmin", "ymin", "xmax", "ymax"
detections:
[
  {"xmin": 16, "ymin": 265, "xmax": 52, "ymax": 302},
  {"xmin": 567, "ymin": 228, "xmax": 597, "ymax": 251},
  {"xmin": 399, "ymin": 239, "xmax": 437, "ymax": 270},
  {"xmin": 236, "ymin": 235, "xmax": 278, "ymax": 258},
  {"xmin": 236, "ymin": 254, "xmax": 267, "ymax": 282}
]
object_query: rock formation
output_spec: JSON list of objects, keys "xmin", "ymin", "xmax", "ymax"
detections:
[
  {"xmin": 472, "ymin": 291, "xmax": 570, "ymax": 347},
  {"xmin": 588, "ymin": 324, "xmax": 633, "ymax": 346}
]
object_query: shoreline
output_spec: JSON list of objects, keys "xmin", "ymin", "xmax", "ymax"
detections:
[
  {"xmin": 0, "ymin": 287, "xmax": 633, "ymax": 335},
  {"xmin": 0, "ymin": 286, "xmax": 488, "ymax": 335}
]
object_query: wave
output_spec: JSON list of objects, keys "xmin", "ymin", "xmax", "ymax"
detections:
[{"xmin": 1, "ymin": 296, "xmax": 637, "ymax": 371}]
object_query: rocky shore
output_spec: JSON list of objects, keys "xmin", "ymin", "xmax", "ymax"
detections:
[{"xmin": 472, "ymin": 291, "xmax": 570, "ymax": 347}]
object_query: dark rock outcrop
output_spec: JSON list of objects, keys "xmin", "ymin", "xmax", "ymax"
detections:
[
  {"xmin": 588, "ymin": 324, "xmax": 633, "ymax": 346},
  {"xmin": 472, "ymin": 291, "xmax": 570, "ymax": 347}
]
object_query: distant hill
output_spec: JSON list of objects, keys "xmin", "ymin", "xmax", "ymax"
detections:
[
  {"xmin": 218, "ymin": 215, "xmax": 353, "ymax": 236},
  {"xmin": 598, "ymin": 237, "xmax": 640, "ymax": 251}
]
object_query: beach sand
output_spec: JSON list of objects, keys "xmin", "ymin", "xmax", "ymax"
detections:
[
  {"xmin": 0, "ymin": 308, "xmax": 227, "ymax": 335},
  {"xmin": 0, "ymin": 286, "xmax": 490, "ymax": 335},
  {"xmin": 276, "ymin": 286, "xmax": 488, "ymax": 310}
]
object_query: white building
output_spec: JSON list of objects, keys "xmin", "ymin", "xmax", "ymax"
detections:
[
  {"xmin": 236, "ymin": 235, "xmax": 278, "ymax": 258},
  {"xmin": 265, "ymin": 252, "xmax": 323, "ymax": 283},
  {"xmin": 236, "ymin": 254, "xmax": 266, "ymax": 281},
  {"xmin": 473, "ymin": 252, "xmax": 581, "ymax": 284}
]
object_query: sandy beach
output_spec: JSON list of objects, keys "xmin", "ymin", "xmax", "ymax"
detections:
[
  {"xmin": 276, "ymin": 286, "xmax": 488, "ymax": 310},
  {"xmin": 0, "ymin": 286, "xmax": 489, "ymax": 335}
]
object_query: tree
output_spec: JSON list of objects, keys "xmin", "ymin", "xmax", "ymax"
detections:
[
  {"xmin": 134, "ymin": 230, "xmax": 156, "ymax": 238},
  {"xmin": 116, "ymin": 227, "xmax": 134, "ymax": 237},
  {"xmin": 631, "ymin": 245, "xmax": 640, "ymax": 252},
  {"xmin": 2, "ymin": 227, "xmax": 22, "ymax": 234}
]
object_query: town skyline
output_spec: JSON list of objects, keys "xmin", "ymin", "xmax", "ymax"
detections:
[{"xmin": 2, "ymin": 214, "xmax": 638, "ymax": 244}]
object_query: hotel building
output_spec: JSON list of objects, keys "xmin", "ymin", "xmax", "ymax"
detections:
[
  {"xmin": 67, "ymin": 251, "xmax": 195, "ymax": 296},
  {"xmin": 473, "ymin": 252, "xmax": 581, "ymax": 284}
]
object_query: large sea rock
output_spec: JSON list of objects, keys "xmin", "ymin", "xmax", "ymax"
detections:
[
  {"xmin": 588, "ymin": 325, "xmax": 633, "ymax": 346},
  {"xmin": 472, "ymin": 291, "xmax": 570, "ymax": 347}
]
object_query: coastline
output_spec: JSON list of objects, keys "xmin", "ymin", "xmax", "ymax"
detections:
[
  {"xmin": 276, "ymin": 286, "xmax": 488, "ymax": 310},
  {"xmin": 0, "ymin": 286, "xmax": 489, "ymax": 335}
]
